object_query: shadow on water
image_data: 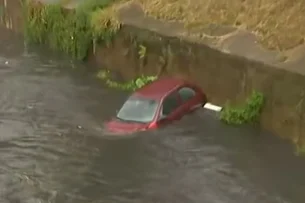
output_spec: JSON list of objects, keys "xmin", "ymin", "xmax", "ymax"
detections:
[{"xmin": 0, "ymin": 30, "xmax": 304, "ymax": 203}]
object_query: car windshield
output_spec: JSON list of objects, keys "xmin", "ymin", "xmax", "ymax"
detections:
[{"xmin": 116, "ymin": 96, "xmax": 159, "ymax": 123}]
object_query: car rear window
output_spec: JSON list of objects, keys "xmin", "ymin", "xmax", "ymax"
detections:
[
  {"xmin": 178, "ymin": 87, "xmax": 196, "ymax": 102},
  {"xmin": 116, "ymin": 96, "xmax": 159, "ymax": 123}
]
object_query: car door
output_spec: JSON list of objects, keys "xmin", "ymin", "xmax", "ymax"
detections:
[
  {"xmin": 177, "ymin": 86, "xmax": 201, "ymax": 113},
  {"xmin": 156, "ymin": 91, "xmax": 184, "ymax": 126}
]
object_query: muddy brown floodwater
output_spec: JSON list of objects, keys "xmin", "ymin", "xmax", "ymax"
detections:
[{"xmin": 0, "ymin": 31, "xmax": 305, "ymax": 203}]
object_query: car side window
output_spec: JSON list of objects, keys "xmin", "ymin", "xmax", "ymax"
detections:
[
  {"xmin": 178, "ymin": 87, "xmax": 196, "ymax": 103},
  {"xmin": 161, "ymin": 93, "xmax": 180, "ymax": 116}
]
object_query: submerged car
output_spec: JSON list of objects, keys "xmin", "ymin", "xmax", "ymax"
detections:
[{"xmin": 104, "ymin": 77, "xmax": 207, "ymax": 134}]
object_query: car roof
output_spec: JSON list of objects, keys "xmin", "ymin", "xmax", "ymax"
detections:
[{"xmin": 132, "ymin": 77, "xmax": 188, "ymax": 100}]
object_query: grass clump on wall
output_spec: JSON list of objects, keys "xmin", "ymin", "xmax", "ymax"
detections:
[
  {"xmin": 24, "ymin": 0, "xmax": 119, "ymax": 60},
  {"xmin": 97, "ymin": 70, "xmax": 157, "ymax": 91},
  {"xmin": 220, "ymin": 91, "xmax": 265, "ymax": 125}
]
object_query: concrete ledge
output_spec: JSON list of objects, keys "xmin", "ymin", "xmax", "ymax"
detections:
[{"xmin": 118, "ymin": 2, "xmax": 305, "ymax": 75}]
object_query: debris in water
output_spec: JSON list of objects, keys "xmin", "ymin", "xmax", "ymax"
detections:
[
  {"xmin": 77, "ymin": 125, "xmax": 82, "ymax": 129},
  {"xmin": 5, "ymin": 61, "xmax": 8, "ymax": 65},
  {"xmin": 204, "ymin": 103, "xmax": 222, "ymax": 112}
]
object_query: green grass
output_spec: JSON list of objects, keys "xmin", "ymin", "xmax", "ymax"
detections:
[
  {"xmin": 220, "ymin": 91, "xmax": 265, "ymax": 125},
  {"xmin": 24, "ymin": 0, "xmax": 118, "ymax": 60}
]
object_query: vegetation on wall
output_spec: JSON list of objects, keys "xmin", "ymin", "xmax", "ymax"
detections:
[
  {"xmin": 97, "ymin": 70, "xmax": 157, "ymax": 91},
  {"xmin": 138, "ymin": 44, "xmax": 147, "ymax": 59},
  {"xmin": 23, "ymin": 0, "xmax": 120, "ymax": 60},
  {"xmin": 220, "ymin": 91, "xmax": 265, "ymax": 125},
  {"xmin": 295, "ymin": 145, "xmax": 305, "ymax": 157},
  {"xmin": 24, "ymin": 0, "xmax": 155, "ymax": 90}
]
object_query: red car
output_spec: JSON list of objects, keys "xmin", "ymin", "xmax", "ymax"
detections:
[{"xmin": 104, "ymin": 77, "xmax": 207, "ymax": 134}]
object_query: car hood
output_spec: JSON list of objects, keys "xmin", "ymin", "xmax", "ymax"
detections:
[{"xmin": 104, "ymin": 119, "xmax": 148, "ymax": 134}]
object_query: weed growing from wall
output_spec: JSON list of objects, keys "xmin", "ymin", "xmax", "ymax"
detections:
[
  {"xmin": 220, "ymin": 91, "xmax": 265, "ymax": 125},
  {"xmin": 138, "ymin": 44, "xmax": 147, "ymax": 59},
  {"xmin": 97, "ymin": 70, "xmax": 157, "ymax": 91},
  {"xmin": 24, "ymin": 0, "xmax": 118, "ymax": 60}
]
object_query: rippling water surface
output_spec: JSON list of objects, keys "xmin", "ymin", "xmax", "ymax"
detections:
[{"xmin": 0, "ymin": 31, "xmax": 305, "ymax": 203}]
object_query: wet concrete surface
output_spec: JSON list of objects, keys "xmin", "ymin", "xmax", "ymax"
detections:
[{"xmin": 0, "ymin": 32, "xmax": 305, "ymax": 203}]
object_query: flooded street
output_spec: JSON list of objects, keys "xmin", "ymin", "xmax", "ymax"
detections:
[{"xmin": 0, "ymin": 31, "xmax": 305, "ymax": 203}]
